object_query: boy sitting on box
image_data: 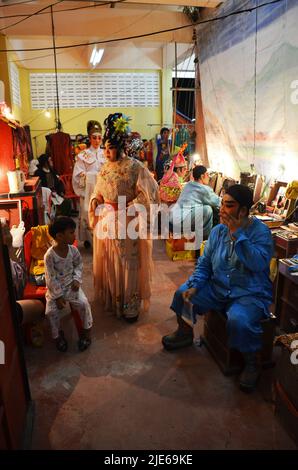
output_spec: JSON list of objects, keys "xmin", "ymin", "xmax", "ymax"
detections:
[{"xmin": 44, "ymin": 216, "xmax": 93, "ymax": 352}]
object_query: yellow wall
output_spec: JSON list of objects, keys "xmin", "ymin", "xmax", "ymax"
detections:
[
  {"xmin": 16, "ymin": 67, "xmax": 164, "ymax": 157},
  {"xmin": 0, "ymin": 35, "xmax": 11, "ymax": 107}
]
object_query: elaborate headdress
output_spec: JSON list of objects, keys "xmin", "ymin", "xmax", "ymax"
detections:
[
  {"xmin": 159, "ymin": 144, "xmax": 187, "ymax": 202},
  {"xmin": 102, "ymin": 113, "xmax": 131, "ymax": 149},
  {"xmin": 172, "ymin": 143, "xmax": 187, "ymax": 168},
  {"xmin": 127, "ymin": 132, "xmax": 144, "ymax": 159},
  {"xmin": 87, "ymin": 120, "xmax": 102, "ymax": 136}
]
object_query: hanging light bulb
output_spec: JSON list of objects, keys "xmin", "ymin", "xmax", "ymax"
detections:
[
  {"xmin": 2, "ymin": 104, "xmax": 14, "ymax": 120},
  {"xmin": 44, "ymin": 109, "xmax": 51, "ymax": 118}
]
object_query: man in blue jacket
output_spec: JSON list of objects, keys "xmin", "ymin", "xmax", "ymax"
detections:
[{"xmin": 162, "ymin": 184, "xmax": 273, "ymax": 392}]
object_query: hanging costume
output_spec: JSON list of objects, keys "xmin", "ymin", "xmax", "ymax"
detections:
[{"xmin": 46, "ymin": 131, "xmax": 73, "ymax": 175}]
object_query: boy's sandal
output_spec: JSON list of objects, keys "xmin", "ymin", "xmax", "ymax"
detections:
[
  {"xmin": 78, "ymin": 337, "xmax": 91, "ymax": 352},
  {"xmin": 55, "ymin": 331, "xmax": 68, "ymax": 352}
]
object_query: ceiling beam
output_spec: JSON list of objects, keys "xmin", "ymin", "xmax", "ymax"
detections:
[{"xmin": 116, "ymin": 0, "xmax": 223, "ymax": 6}]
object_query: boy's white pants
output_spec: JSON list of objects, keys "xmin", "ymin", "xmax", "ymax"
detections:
[{"xmin": 46, "ymin": 287, "xmax": 93, "ymax": 339}]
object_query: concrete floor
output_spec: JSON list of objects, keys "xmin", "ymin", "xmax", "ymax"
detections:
[{"xmin": 25, "ymin": 240, "xmax": 297, "ymax": 450}]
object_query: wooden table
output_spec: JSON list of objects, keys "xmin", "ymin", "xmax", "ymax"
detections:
[
  {"xmin": 275, "ymin": 260, "xmax": 298, "ymax": 332},
  {"xmin": 274, "ymin": 233, "xmax": 298, "ymax": 258},
  {"xmin": 0, "ymin": 178, "xmax": 43, "ymax": 231}
]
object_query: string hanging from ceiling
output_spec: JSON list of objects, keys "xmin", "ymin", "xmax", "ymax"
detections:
[
  {"xmin": 50, "ymin": 5, "xmax": 61, "ymax": 130},
  {"xmin": 253, "ymin": 0, "xmax": 259, "ymax": 166}
]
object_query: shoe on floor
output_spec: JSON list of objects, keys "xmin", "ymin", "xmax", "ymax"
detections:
[
  {"xmin": 55, "ymin": 330, "xmax": 68, "ymax": 352},
  {"xmin": 239, "ymin": 352, "xmax": 261, "ymax": 392},
  {"xmin": 162, "ymin": 316, "xmax": 194, "ymax": 351},
  {"xmin": 123, "ymin": 315, "xmax": 139, "ymax": 324},
  {"xmin": 78, "ymin": 336, "xmax": 91, "ymax": 352}
]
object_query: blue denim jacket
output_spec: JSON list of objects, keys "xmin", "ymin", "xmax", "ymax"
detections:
[{"xmin": 187, "ymin": 217, "xmax": 273, "ymax": 306}]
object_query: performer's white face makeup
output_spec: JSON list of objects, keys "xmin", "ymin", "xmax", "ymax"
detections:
[
  {"xmin": 104, "ymin": 141, "xmax": 118, "ymax": 162},
  {"xmin": 90, "ymin": 133, "xmax": 102, "ymax": 149},
  {"xmin": 220, "ymin": 194, "xmax": 247, "ymax": 223}
]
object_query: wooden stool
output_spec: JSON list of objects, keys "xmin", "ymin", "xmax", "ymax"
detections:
[
  {"xmin": 274, "ymin": 339, "xmax": 298, "ymax": 446},
  {"xmin": 202, "ymin": 309, "xmax": 276, "ymax": 376}
]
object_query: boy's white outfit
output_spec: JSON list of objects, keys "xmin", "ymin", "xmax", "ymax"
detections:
[
  {"xmin": 72, "ymin": 146, "xmax": 105, "ymax": 243},
  {"xmin": 44, "ymin": 244, "xmax": 93, "ymax": 339}
]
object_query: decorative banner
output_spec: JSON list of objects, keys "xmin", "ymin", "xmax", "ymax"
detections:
[{"xmin": 197, "ymin": 0, "xmax": 298, "ymax": 182}]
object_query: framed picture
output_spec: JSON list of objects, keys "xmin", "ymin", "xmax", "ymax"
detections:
[{"xmin": 272, "ymin": 186, "xmax": 290, "ymax": 217}]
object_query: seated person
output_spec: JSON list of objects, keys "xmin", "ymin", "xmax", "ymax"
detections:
[
  {"xmin": 1, "ymin": 221, "xmax": 26, "ymax": 300},
  {"xmin": 34, "ymin": 154, "xmax": 72, "ymax": 216},
  {"xmin": 28, "ymin": 158, "xmax": 39, "ymax": 176},
  {"xmin": 169, "ymin": 165, "xmax": 221, "ymax": 240},
  {"xmin": 1, "ymin": 222, "xmax": 44, "ymax": 336},
  {"xmin": 162, "ymin": 185, "xmax": 274, "ymax": 392},
  {"xmin": 44, "ymin": 217, "xmax": 93, "ymax": 352},
  {"xmin": 159, "ymin": 150, "xmax": 187, "ymax": 204}
]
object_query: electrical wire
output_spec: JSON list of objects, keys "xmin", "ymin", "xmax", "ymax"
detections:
[
  {"xmin": 0, "ymin": 0, "xmax": 283, "ymax": 53},
  {"xmin": 0, "ymin": 5, "xmax": 154, "ymax": 70},
  {"xmin": 0, "ymin": 0, "xmax": 64, "ymax": 34},
  {"xmin": 0, "ymin": 0, "xmax": 128, "ymax": 19},
  {"xmin": 0, "ymin": 0, "xmax": 37, "ymax": 8}
]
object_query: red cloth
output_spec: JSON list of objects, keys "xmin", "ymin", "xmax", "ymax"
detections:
[
  {"xmin": 0, "ymin": 119, "xmax": 15, "ymax": 193},
  {"xmin": 12, "ymin": 126, "xmax": 31, "ymax": 174},
  {"xmin": 47, "ymin": 131, "xmax": 73, "ymax": 175}
]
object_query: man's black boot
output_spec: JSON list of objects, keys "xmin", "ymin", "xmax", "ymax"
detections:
[
  {"xmin": 239, "ymin": 352, "xmax": 261, "ymax": 392},
  {"xmin": 162, "ymin": 316, "xmax": 194, "ymax": 351}
]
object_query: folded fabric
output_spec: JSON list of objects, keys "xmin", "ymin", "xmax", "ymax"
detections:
[
  {"xmin": 288, "ymin": 265, "xmax": 298, "ymax": 273},
  {"xmin": 29, "ymin": 225, "xmax": 53, "ymax": 276},
  {"xmin": 286, "ymin": 180, "xmax": 298, "ymax": 200}
]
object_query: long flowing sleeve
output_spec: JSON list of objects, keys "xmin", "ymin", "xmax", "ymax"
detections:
[
  {"xmin": 132, "ymin": 164, "xmax": 160, "ymax": 208},
  {"xmin": 44, "ymin": 249, "xmax": 64, "ymax": 300},
  {"xmin": 88, "ymin": 172, "xmax": 104, "ymax": 229},
  {"xmin": 187, "ymin": 231, "xmax": 214, "ymax": 289},
  {"xmin": 72, "ymin": 157, "xmax": 87, "ymax": 197},
  {"xmin": 71, "ymin": 246, "xmax": 83, "ymax": 283},
  {"xmin": 201, "ymin": 186, "xmax": 221, "ymax": 209},
  {"xmin": 232, "ymin": 223, "xmax": 273, "ymax": 272}
]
